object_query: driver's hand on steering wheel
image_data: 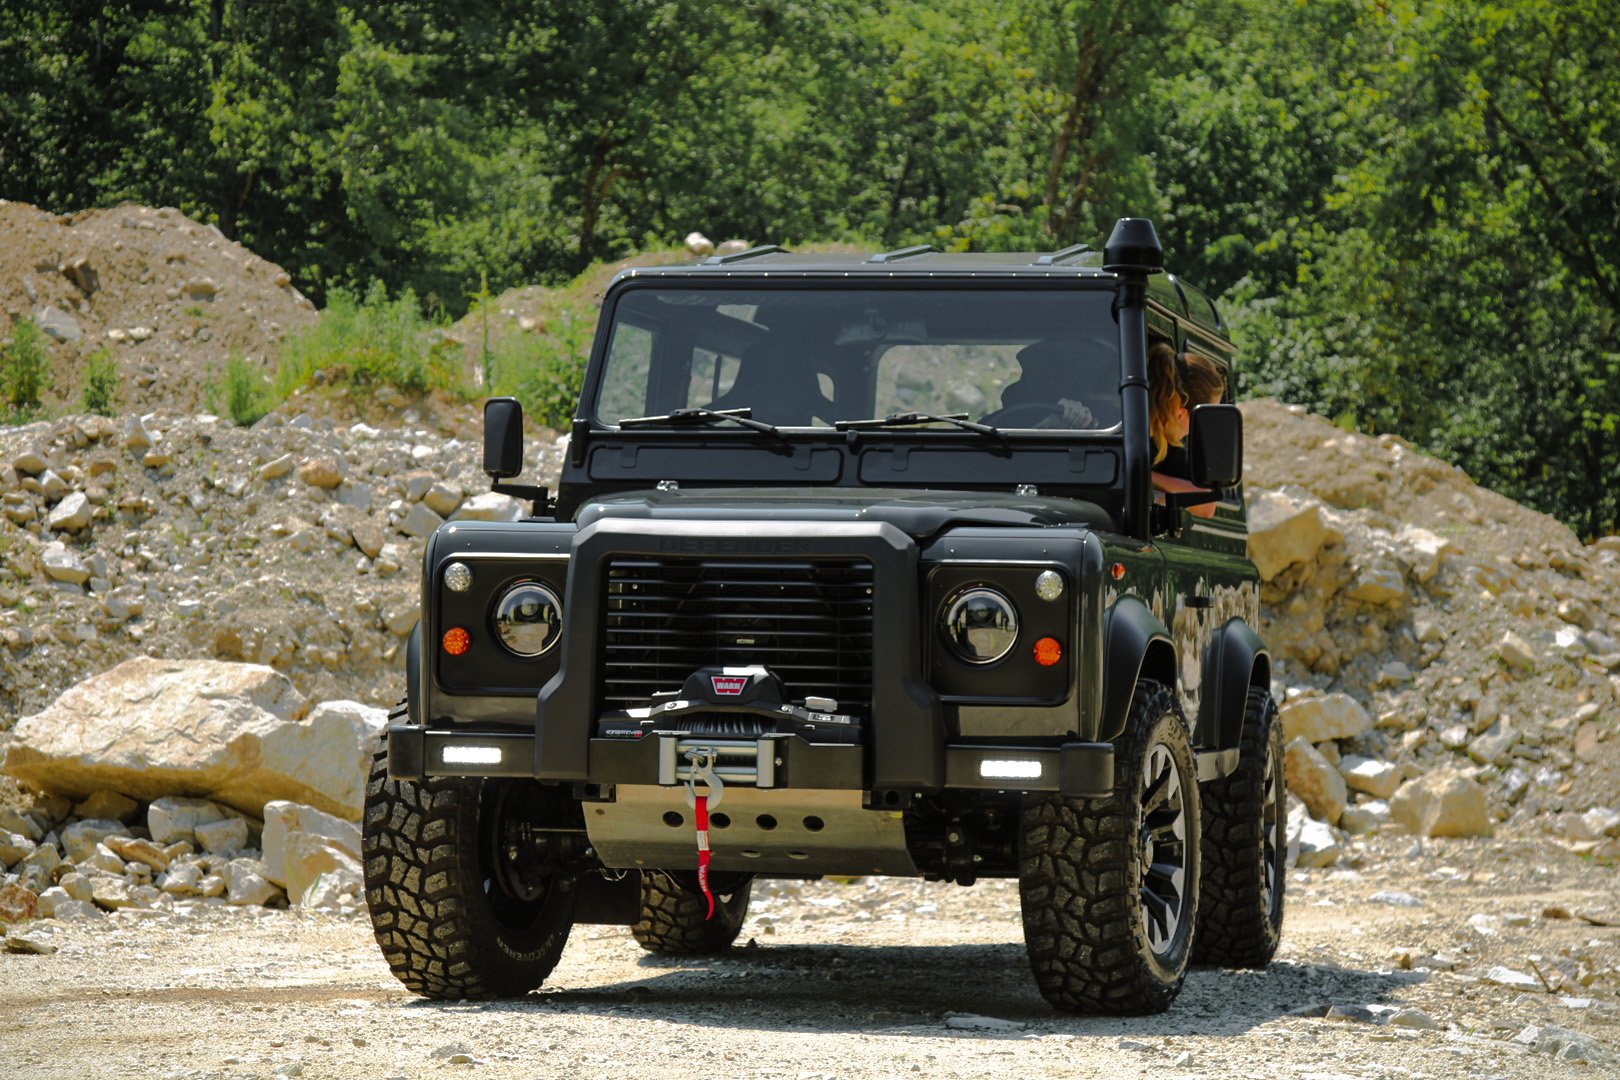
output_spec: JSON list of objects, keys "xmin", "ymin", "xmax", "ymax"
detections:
[{"xmin": 1056, "ymin": 398, "xmax": 1096, "ymax": 427}]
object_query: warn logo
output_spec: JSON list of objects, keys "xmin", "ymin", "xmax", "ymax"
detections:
[{"xmin": 711, "ymin": 675, "xmax": 749, "ymax": 696}]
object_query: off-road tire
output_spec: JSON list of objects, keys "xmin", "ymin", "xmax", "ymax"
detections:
[
  {"xmin": 1019, "ymin": 679, "xmax": 1200, "ymax": 1014},
  {"xmin": 631, "ymin": 871, "xmax": 751, "ymax": 954},
  {"xmin": 1194, "ymin": 686, "xmax": 1285, "ymax": 967},
  {"xmin": 362, "ymin": 750, "xmax": 577, "ymax": 999}
]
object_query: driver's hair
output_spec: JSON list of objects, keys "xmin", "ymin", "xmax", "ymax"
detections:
[{"xmin": 1147, "ymin": 343, "xmax": 1181, "ymax": 464}]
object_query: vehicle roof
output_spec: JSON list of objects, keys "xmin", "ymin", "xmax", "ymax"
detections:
[{"xmin": 613, "ymin": 247, "xmax": 1227, "ymax": 338}]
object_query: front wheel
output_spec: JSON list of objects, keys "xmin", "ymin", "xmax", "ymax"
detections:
[
  {"xmin": 1019, "ymin": 679, "xmax": 1200, "ymax": 1014},
  {"xmin": 361, "ymin": 751, "xmax": 578, "ymax": 999},
  {"xmin": 1194, "ymin": 687, "xmax": 1285, "ymax": 967}
]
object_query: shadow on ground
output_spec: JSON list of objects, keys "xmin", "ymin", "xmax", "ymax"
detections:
[{"xmin": 402, "ymin": 941, "xmax": 1426, "ymax": 1039}]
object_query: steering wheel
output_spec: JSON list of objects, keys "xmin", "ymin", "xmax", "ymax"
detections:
[{"xmin": 981, "ymin": 402, "xmax": 1065, "ymax": 428}]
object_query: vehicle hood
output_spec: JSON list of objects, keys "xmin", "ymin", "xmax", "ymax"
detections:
[{"xmin": 575, "ymin": 487, "xmax": 1114, "ymax": 540}]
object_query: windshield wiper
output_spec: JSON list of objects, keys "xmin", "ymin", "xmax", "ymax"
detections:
[
  {"xmin": 835, "ymin": 411, "xmax": 1003, "ymax": 438},
  {"xmin": 619, "ymin": 407, "xmax": 780, "ymax": 436}
]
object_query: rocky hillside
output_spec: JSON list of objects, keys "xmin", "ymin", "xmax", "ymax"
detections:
[
  {"xmin": 0, "ymin": 404, "xmax": 568, "ymax": 719},
  {"xmin": 1242, "ymin": 401, "xmax": 1620, "ymax": 839}
]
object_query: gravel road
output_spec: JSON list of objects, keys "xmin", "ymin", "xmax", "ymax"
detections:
[{"xmin": 2, "ymin": 834, "xmax": 1615, "ymax": 1079}]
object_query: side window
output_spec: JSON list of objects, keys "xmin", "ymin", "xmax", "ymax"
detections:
[
  {"xmin": 688, "ymin": 348, "xmax": 741, "ymax": 408},
  {"xmin": 596, "ymin": 323, "xmax": 654, "ymax": 423}
]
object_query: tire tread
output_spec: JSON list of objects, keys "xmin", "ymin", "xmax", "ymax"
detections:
[
  {"xmin": 631, "ymin": 871, "xmax": 750, "ymax": 955},
  {"xmin": 1193, "ymin": 687, "xmax": 1285, "ymax": 968},
  {"xmin": 1019, "ymin": 680, "xmax": 1199, "ymax": 1015},
  {"xmin": 361, "ymin": 750, "xmax": 571, "ymax": 999}
]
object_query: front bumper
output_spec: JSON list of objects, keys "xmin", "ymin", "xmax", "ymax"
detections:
[{"xmin": 386, "ymin": 724, "xmax": 1115, "ymax": 797}]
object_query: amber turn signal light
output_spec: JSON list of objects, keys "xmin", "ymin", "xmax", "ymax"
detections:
[
  {"xmin": 1033, "ymin": 636, "xmax": 1062, "ymax": 666},
  {"xmin": 442, "ymin": 627, "xmax": 472, "ymax": 656}
]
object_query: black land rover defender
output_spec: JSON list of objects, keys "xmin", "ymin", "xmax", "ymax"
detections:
[{"xmin": 362, "ymin": 219, "xmax": 1284, "ymax": 1015}]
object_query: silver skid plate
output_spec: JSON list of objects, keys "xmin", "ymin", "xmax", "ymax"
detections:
[{"xmin": 585, "ymin": 785, "xmax": 917, "ymax": 877}]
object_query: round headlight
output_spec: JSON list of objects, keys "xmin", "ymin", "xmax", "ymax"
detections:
[
  {"xmin": 492, "ymin": 582, "xmax": 563, "ymax": 658},
  {"xmin": 941, "ymin": 587, "xmax": 1019, "ymax": 665}
]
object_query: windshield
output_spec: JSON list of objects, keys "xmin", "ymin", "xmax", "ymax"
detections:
[{"xmin": 592, "ymin": 287, "xmax": 1121, "ymax": 431}]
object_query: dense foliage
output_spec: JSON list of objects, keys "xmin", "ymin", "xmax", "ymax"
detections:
[{"xmin": 1, "ymin": 0, "xmax": 1614, "ymax": 534}]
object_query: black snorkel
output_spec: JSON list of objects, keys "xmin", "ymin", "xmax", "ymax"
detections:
[{"xmin": 1105, "ymin": 218, "xmax": 1163, "ymax": 541}]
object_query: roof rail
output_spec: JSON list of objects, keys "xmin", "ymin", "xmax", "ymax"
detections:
[
  {"xmin": 867, "ymin": 244, "xmax": 934, "ymax": 264},
  {"xmin": 702, "ymin": 244, "xmax": 789, "ymax": 266},
  {"xmin": 1032, "ymin": 243, "xmax": 1093, "ymax": 266}
]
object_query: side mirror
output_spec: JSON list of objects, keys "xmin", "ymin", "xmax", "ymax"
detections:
[
  {"xmin": 1187, "ymin": 404, "xmax": 1242, "ymax": 488},
  {"xmin": 484, "ymin": 397, "xmax": 524, "ymax": 479}
]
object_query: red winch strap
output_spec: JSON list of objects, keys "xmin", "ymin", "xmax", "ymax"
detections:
[{"xmin": 693, "ymin": 793, "xmax": 715, "ymax": 920}]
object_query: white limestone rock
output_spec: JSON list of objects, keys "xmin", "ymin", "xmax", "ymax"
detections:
[
  {"xmin": 1389, "ymin": 769, "xmax": 1491, "ymax": 838},
  {"xmin": 261, "ymin": 800, "xmax": 362, "ymax": 901},
  {"xmin": 45, "ymin": 492, "xmax": 92, "ymax": 533},
  {"xmin": 193, "ymin": 815, "xmax": 249, "ymax": 855},
  {"xmin": 1281, "ymin": 693, "xmax": 1373, "ymax": 744},
  {"xmin": 1339, "ymin": 799, "xmax": 1392, "ymax": 835},
  {"xmin": 0, "ymin": 832, "xmax": 35, "ymax": 868},
  {"xmin": 422, "ymin": 480, "xmax": 463, "ymax": 518},
  {"xmin": 2, "ymin": 658, "xmax": 380, "ymax": 819},
  {"xmin": 147, "ymin": 796, "xmax": 227, "ymax": 845},
  {"xmin": 258, "ymin": 453, "xmax": 296, "ymax": 480},
  {"xmin": 1497, "ymin": 631, "xmax": 1536, "ymax": 673},
  {"xmin": 1284, "ymin": 738, "xmax": 1348, "ymax": 824},
  {"xmin": 1468, "ymin": 718, "xmax": 1520, "ymax": 766},
  {"xmin": 1288, "ymin": 803, "xmax": 1341, "ymax": 868},
  {"xmin": 220, "ymin": 858, "xmax": 281, "ymax": 907},
  {"xmin": 90, "ymin": 876, "xmax": 137, "ymax": 910},
  {"xmin": 450, "ymin": 492, "xmax": 524, "ymax": 523},
  {"xmin": 398, "ymin": 501, "xmax": 444, "ymax": 538},
  {"xmin": 1338, "ymin": 755, "xmax": 1402, "ymax": 800},
  {"xmin": 1345, "ymin": 563, "xmax": 1407, "ymax": 605},
  {"xmin": 60, "ymin": 819, "xmax": 132, "ymax": 862},
  {"xmin": 1245, "ymin": 489, "xmax": 1341, "ymax": 581},
  {"xmin": 39, "ymin": 541, "xmax": 90, "ymax": 585},
  {"xmin": 1394, "ymin": 526, "xmax": 1456, "ymax": 584}
]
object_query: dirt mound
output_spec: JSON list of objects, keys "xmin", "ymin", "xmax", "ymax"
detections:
[{"xmin": 0, "ymin": 200, "xmax": 315, "ymax": 415}]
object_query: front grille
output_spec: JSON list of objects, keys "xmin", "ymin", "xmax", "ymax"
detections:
[{"xmin": 601, "ymin": 558, "xmax": 874, "ymax": 713}]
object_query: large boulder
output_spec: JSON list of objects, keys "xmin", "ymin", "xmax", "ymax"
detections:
[
  {"xmin": 1389, "ymin": 769, "xmax": 1491, "ymax": 838},
  {"xmin": 1, "ymin": 658, "xmax": 379, "ymax": 819}
]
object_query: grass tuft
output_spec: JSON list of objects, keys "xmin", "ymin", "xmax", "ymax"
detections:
[{"xmin": 275, "ymin": 280, "xmax": 467, "ymax": 399}]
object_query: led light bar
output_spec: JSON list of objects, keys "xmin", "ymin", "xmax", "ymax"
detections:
[
  {"xmin": 979, "ymin": 758, "xmax": 1043, "ymax": 780},
  {"xmin": 441, "ymin": 745, "xmax": 503, "ymax": 766}
]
